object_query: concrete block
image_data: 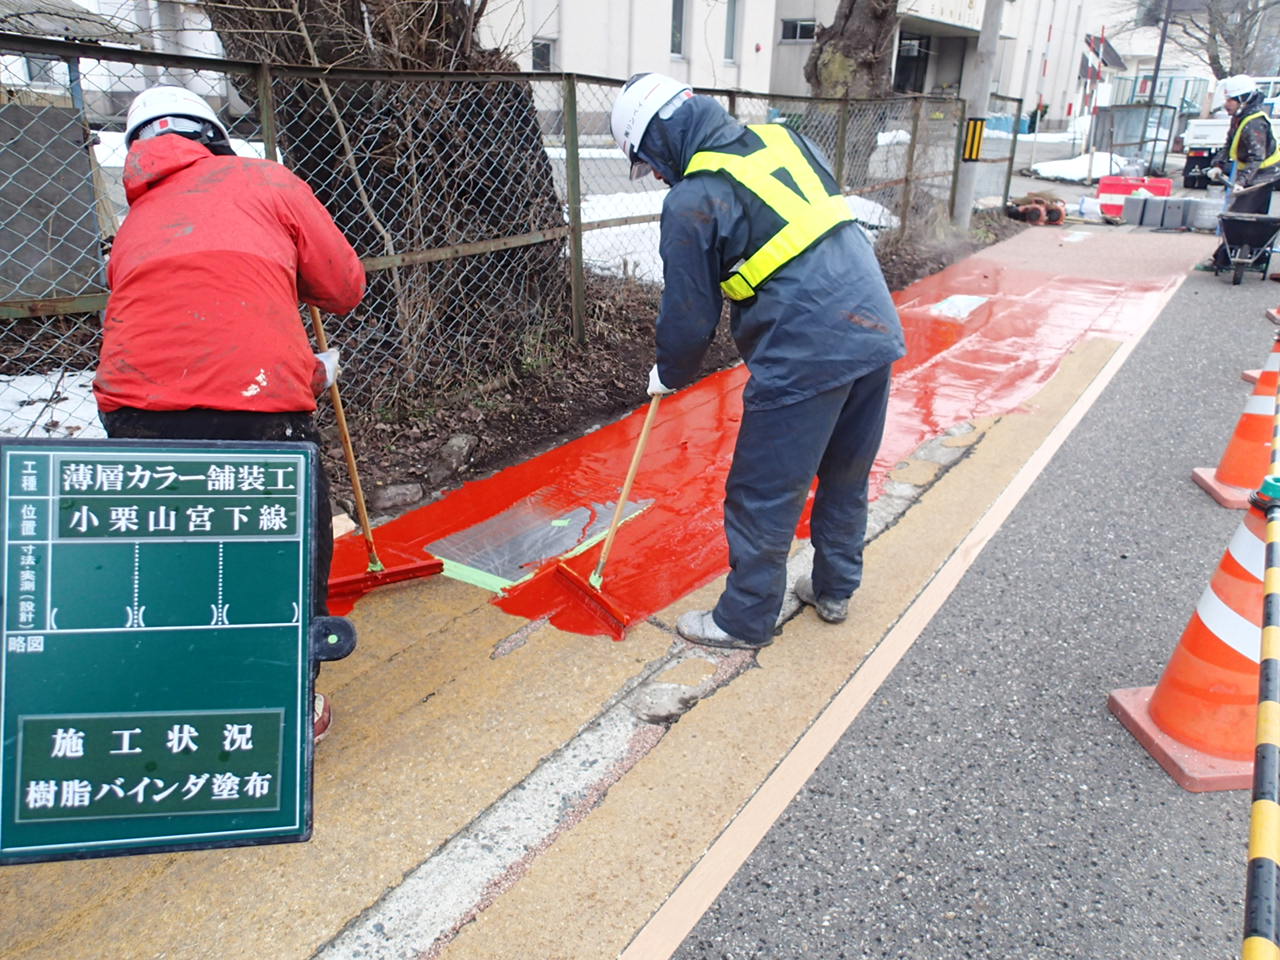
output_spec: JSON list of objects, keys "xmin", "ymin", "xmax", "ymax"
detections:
[
  {"xmin": 1162, "ymin": 198, "xmax": 1189, "ymax": 228},
  {"xmin": 1122, "ymin": 195, "xmax": 1146, "ymax": 224},
  {"xmin": 1140, "ymin": 196, "xmax": 1167, "ymax": 227}
]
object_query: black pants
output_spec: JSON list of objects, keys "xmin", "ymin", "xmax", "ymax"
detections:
[{"xmin": 100, "ymin": 408, "xmax": 333, "ymax": 617}]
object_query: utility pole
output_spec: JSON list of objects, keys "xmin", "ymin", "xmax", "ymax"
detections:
[
  {"xmin": 952, "ymin": 0, "xmax": 1006, "ymax": 229},
  {"xmin": 1141, "ymin": 0, "xmax": 1175, "ymax": 173}
]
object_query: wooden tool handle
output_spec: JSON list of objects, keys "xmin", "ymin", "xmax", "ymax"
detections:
[
  {"xmin": 308, "ymin": 305, "xmax": 383, "ymax": 572},
  {"xmin": 592, "ymin": 393, "xmax": 662, "ymax": 583}
]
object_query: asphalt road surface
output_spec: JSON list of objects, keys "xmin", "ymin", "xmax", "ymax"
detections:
[{"xmin": 671, "ymin": 263, "xmax": 1278, "ymax": 958}]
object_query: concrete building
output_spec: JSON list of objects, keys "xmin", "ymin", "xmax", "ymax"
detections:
[
  {"xmin": 3, "ymin": 0, "xmax": 1129, "ymax": 133},
  {"xmin": 769, "ymin": 0, "xmax": 984, "ymax": 99},
  {"xmin": 485, "ymin": 0, "xmax": 777, "ymax": 91}
]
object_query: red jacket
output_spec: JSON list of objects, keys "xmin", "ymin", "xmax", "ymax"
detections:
[{"xmin": 95, "ymin": 136, "xmax": 365, "ymax": 413}]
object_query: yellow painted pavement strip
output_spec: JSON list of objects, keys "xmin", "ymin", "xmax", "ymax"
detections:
[
  {"xmin": 0, "ymin": 578, "xmax": 672, "ymax": 960},
  {"xmin": 438, "ymin": 337, "xmax": 1126, "ymax": 960}
]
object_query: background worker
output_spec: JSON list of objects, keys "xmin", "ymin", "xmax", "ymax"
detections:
[
  {"xmin": 610, "ymin": 74, "xmax": 905, "ymax": 651},
  {"xmin": 94, "ymin": 85, "xmax": 365, "ymax": 738},
  {"xmin": 1205, "ymin": 75, "xmax": 1280, "ymax": 271}
]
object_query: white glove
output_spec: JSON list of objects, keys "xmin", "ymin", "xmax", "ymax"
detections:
[
  {"xmin": 1205, "ymin": 166, "xmax": 1224, "ymax": 183},
  {"xmin": 647, "ymin": 363, "xmax": 673, "ymax": 396},
  {"xmin": 311, "ymin": 348, "xmax": 340, "ymax": 396}
]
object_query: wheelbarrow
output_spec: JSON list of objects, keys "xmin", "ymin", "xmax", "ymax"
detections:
[{"xmin": 1216, "ymin": 212, "xmax": 1280, "ymax": 285}]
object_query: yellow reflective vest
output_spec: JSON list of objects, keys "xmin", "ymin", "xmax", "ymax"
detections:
[
  {"xmin": 1229, "ymin": 111, "xmax": 1280, "ymax": 168},
  {"xmin": 683, "ymin": 123, "xmax": 853, "ymax": 301}
]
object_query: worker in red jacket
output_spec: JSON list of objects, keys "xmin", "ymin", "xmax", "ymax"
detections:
[{"xmin": 95, "ymin": 85, "xmax": 366, "ymax": 740}]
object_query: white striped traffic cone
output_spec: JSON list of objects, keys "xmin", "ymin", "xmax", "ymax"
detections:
[
  {"xmin": 1109, "ymin": 498, "xmax": 1266, "ymax": 790},
  {"xmin": 1192, "ymin": 345, "xmax": 1280, "ymax": 509}
]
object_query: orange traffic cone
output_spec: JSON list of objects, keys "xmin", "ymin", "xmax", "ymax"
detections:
[
  {"xmin": 1191, "ymin": 344, "xmax": 1280, "ymax": 508},
  {"xmin": 1109, "ymin": 497, "xmax": 1267, "ymax": 790}
]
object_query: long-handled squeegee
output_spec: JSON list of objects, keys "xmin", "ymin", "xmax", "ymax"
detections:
[{"xmin": 552, "ymin": 393, "xmax": 662, "ymax": 640}]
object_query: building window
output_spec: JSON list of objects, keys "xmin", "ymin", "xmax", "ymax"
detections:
[
  {"xmin": 24, "ymin": 55, "xmax": 60, "ymax": 86},
  {"xmin": 893, "ymin": 32, "xmax": 930, "ymax": 93},
  {"xmin": 781, "ymin": 19, "xmax": 817, "ymax": 42},
  {"xmin": 724, "ymin": 0, "xmax": 739, "ymax": 60},
  {"xmin": 532, "ymin": 38, "xmax": 553, "ymax": 72},
  {"xmin": 671, "ymin": 0, "xmax": 686, "ymax": 56}
]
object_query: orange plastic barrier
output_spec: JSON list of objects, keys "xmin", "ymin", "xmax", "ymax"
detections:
[
  {"xmin": 1094, "ymin": 175, "xmax": 1173, "ymax": 218},
  {"xmin": 1109, "ymin": 500, "xmax": 1267, "ymax": 790}
]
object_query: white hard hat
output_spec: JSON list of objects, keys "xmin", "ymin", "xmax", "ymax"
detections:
[
  {"xmin": 124, "ymin": 85, "xmax": 229, "ymax": 146},
  {"xmin": 1220, "ymin": 74, "xmax": 1256, "ymax": 101},
  {"xmin": 610, "ymin": 73, "xmax": 693, "ymax": 179}
]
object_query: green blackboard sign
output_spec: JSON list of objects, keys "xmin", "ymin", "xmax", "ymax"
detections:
[{"xmin": 0, "ymin": 439, "xmax": 322, "ymax": 863}]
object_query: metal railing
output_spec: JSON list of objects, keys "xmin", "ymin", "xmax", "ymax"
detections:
[{"xmin": 0, "ymin": 32, "xmax": 985, "ymax": 440}]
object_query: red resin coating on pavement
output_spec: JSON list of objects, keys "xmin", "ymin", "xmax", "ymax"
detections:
[{"xmin": 329, "ymin": 258, "xmax": 1178, "ymax": 634}]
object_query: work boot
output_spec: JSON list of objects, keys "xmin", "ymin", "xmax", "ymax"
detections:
[
  {"xmin": 676, "ymin": 610, "xmax": 771, "ymax": 651},
  {"xmin": 313, "ymin": 692, "xmax": 332, "ymax": 742},
  {"xmin": 794, "ymin": 576, "xmax": 849, "ymax": 624}
]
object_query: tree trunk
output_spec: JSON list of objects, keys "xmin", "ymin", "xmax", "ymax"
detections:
[
  {"xmin": 199, "ymin": 0, "xmax": 567, "ymax": 406},
  {"xmin": 803, "ymin": 0, "xmax": 899, "ymax": 100},
  {"xmin": 803, "ymin": 0, "xmax": 899, "ymax": 194}
]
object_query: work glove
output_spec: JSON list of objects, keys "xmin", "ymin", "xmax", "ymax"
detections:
[
  {"xmin": 1205, "ymin": 166, "xmax": 1224, "ymax": 183},
  {"xmin": 647, "ymin": 363, "xmax": 673, "ymax": 396},
  {"xmin": 311, "ymin": 348, "xmax": 340, "ymax": 396}
]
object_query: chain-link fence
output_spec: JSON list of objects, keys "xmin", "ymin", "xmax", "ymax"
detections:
[
  {"xmin": 0, "ymin": 33, "xmax": 994, "ymax": 442},
  {"xmin": 1091, "ymin": 102, "xmax": 1179, "ymax": 176}
]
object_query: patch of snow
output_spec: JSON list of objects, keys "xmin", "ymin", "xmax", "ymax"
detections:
[
  {"xmin": 543, "ymin": 146, "xmax": 627, "ymax": 160},
  {"xmin": 1030, "ymin": 152, "xmax": 1126, "ymax": 182},
  {"xmin": 581, "ymin": 190, "xmax": 666, "ymax": 282},
  {"xmin": 877, "ymin": 129, "xmax": 912, "ymax": 147},
  {"xmin": 0, "ymin": 370, "xmax": 104, "ymax": 439},
  {"xmin": 846, "ymin": 194, "xmax": 899, "ymax": 232},
  {"xmin": 578, "ymin": 189, "xmax": 899, "ymax": 282}
]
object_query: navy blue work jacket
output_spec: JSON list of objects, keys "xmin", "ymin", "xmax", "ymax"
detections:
[{"xmin": 642, "ymin": 96, "xmax": 906, "ymax": 410}]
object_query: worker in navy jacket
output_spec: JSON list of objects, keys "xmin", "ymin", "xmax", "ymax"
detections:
[{"xmin": 610, "ymin": 74, "xmax": 905, "ymax": 649}]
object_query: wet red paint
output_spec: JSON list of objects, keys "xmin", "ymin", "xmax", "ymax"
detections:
[{"xmin": 329, "ymin": 258, "xmax": 1180, "ymax": 634}]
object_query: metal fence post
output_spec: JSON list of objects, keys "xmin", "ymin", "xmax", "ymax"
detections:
[
  {"xmin": 256, "ymin": 62, "xmax": 278, "ymax": 163},
  {"xmin": 1004, "ymin": 96, "xmax": 1022, "ymax": 207},
  {"xmin": 899, "ymin": 97, "xmax": 923, "ymax": 238},
  {"xmin": 562, "ymin": 73, "xmax": 586, "ymax": 343},
  {"xmin": 727, "ymin": 90, "xmax": 738, "ymax": 118},
  {"xmin": 834, "ymin": 100, "xmax": 849, "ymax": 188},
  {"xmin": 949, "ymin": 98, "xmax": 967, "ymax": 221}
]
